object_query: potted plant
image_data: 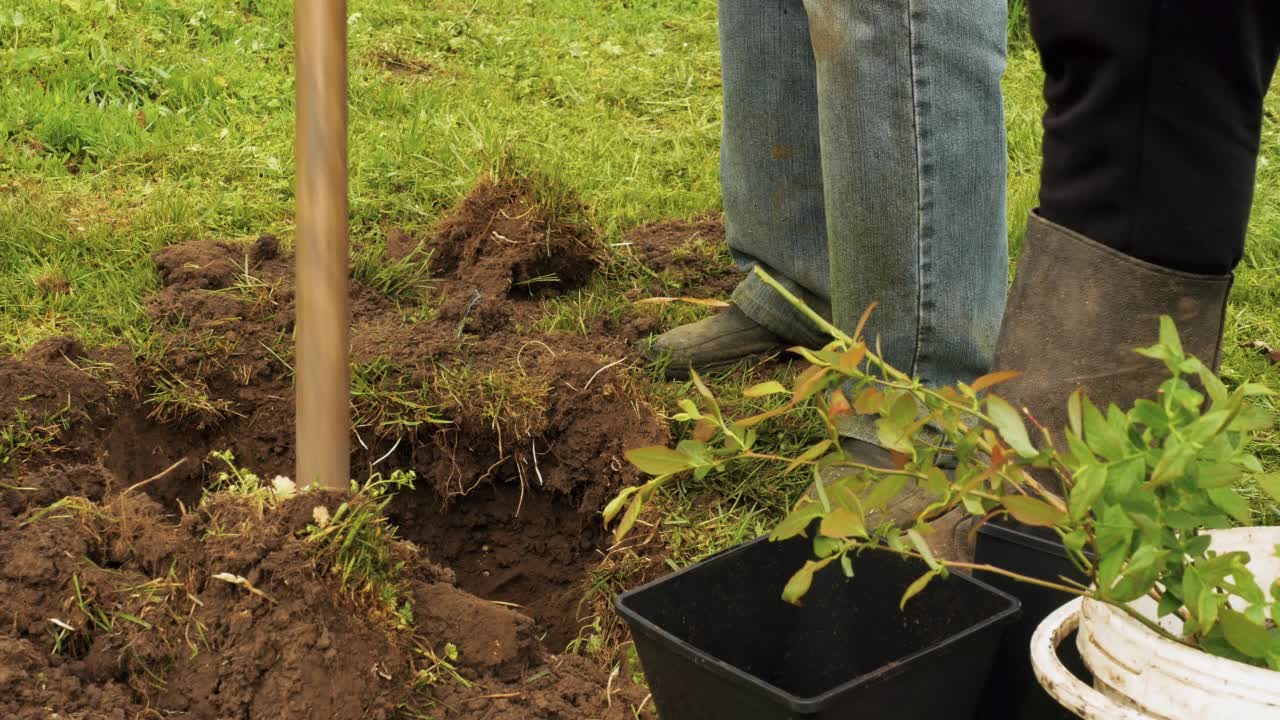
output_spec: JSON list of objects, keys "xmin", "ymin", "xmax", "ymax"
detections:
[{"xmin": 610, "ymin": 267, "xmax": 1280, "ymax": 719}]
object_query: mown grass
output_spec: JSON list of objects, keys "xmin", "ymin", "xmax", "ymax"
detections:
[{"xmin": 3, "ymin": 0, "xmax": 1280, "ymax": 604}]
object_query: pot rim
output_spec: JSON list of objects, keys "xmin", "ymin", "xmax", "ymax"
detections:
[{"xmin": 616, "ymin": 535, "xmax": 1021, "ymax": 712}]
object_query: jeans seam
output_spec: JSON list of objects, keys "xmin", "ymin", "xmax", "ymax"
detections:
[{"xmin": 905, "ymin": 0, "xmax": 926, "ymax": 380}]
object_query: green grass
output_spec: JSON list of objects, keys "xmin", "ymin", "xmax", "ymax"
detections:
[{"xmin": 3, "ymin": 0, "xmax": 1280, "ymax": 589}]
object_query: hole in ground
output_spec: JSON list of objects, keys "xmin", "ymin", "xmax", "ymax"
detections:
[{"xmin": 390, "ymin": 481, "xmax": 603, "ymax": 651}]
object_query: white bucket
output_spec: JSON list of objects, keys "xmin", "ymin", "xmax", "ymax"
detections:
[{"xmin": 1032, "ymin": 527, "xmax": 1280, "ymax": 720}]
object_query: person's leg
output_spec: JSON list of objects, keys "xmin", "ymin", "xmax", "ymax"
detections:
[
  {"xmin": 720, "ymin": 0, "xmax": 833, "ymax": 349},
  {"xmin": 651, "ymin": 0, "xmax": 1010, "ymax": 387},
  {"xmin": 994, "ymin": 1, "xmax": 1280, "ymax": 444},
  {"xmin": 642, "ymin": 0, "xmax": 829, "ymax": 378},
  {"xmin": 803, "ymin": 0, "xmax": 1008, "ymax": 450},
  {"xmin": 1035, "ymin": 1, "xmax": 1280, "ymax": 276},
  {"xmin": 803, "ymin": 0, "xmax": 1008, "ymax": 536}
]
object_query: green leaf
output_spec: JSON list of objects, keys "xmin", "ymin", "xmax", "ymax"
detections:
[
  {"xmin": 689, "ymin": 368, "xmax": 723, "ymax": 422},
  {"xmin": 900, "ymin": 570, "xmax": 938, "ymax": 609},
  {"xmin": 1000, "ymin": 495, "xmax": 1066, "ymax": 527},
  {"xmin": 1207, "ymin": 487, "xmax": 1252, "ymax": 524},
  {"xmin": 781, "ymin": 563, "xmax": 816, "ymax": 606},
  {"xmin": 602, "ymin": 486, "xmax": 639, "ymax": 526},
  {"xmin": 1229, "ymin": 403, "xmax": 1275, "ymax": 433},
  {"xmin": 876, "ymin": 416, "xmax": 914, "ymax": 453},
  {"xmin": 1068, "ymin": 464, "xmax": 1106, "ymax": 522},
  {"xmin": 1083, "ymin": 401, "xmax": 1129, "ymax": 462},
  {"xmin": 1196, "ymin": 364, "xmax": 1230, "ymax": 408},
  {"xmin": 923, "ymin": 467, "xmax": 948, "ymax": 495},
  {"xmin": 887, "ymin": 391, "xmax": 918, "ymax": 426},
  {"xmin": 820, "ymin": 507, "xmax": 868, "ymax": 539},
  {"xmin": 781, "ymin": 559, "xmax": 831, "ymax": 606},
  {"xmin": 1196, "ymin": 584, "xmax": 1219, "ymax": 633},
  {"xmin": 1220, "ymin": 608, "xmax": 1271, "ymax": 659},
  {"xmin": 1105, "ymin": 456, "xmax": 1145, "ymax": 501},
  {"xmin": 743, "ymin": 381, "xmax": 788, "ymax": 398},
  {"xmin": 625, "ymin": 446, "xmax": 693, "ymax": 476},
  {"xmin": 771, "ymin": 502, "xmax": 823, "ymax": 541},
  {"xmin": 1157, "ymin": 590, "xmax": 1184, "ymax": 618},
  {"xmin": 1066, "ymin": 431, "xmax": 1099, "ymax": 467},
  {"xmin": 1158, "ymin": 315, "xmax": 1184, "ymax": 359},
  {"xmin": 1067, "ymin": 389, "xmax": 1084, "ymax": 438},
  {"xmin": 677, "ymin": 398, "xmax": 702, "ymax": 420},
  {"xmin": 1130, "ymin": 399, "xmax": 1169, "ymax": 435},
  {"xmin": 613, "ymin": 494, "xmax": 644, "ymax": 542},
  {"xmin": 862, "ymin": 475, "xmax": 907, "ymax": 514},
  {"xmin": 987, "ymin": 395, "xmax": 1037, "ymax": 457},
  {"xmin": 1063, "ymin": 530, "xmax": 1090, "ymax": 566},
  {"xmin": 1149, "ymin": 437, "xmax": 1194, "ymax": 487},
  {"xmin": 814, "ymin": 535, "xmax": 842, "ymax": 558},
  {"xmin": 840, "ymin": 553, "xmax": 854, "ymax": 578},
  {"xmin": 785, "ymin": 440, "xmax": 834, "ymax": 474},
  {"xmin": 1196, "ymin": 462, "xmax": 1242, "ymax": 489},
  {"xmin": 1257, "ymin": 473, "xmax": 1280, "ymax": 505},
  {"xmin": 1108, "ymin": 545, "xmax": 1166, "ymax": 602},
  {"xmin": 907, "ymin": 529, "xmax": 939, "ymax": 570}
]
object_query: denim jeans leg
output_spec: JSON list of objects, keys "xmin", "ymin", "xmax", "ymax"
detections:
[
  {"xmin": 805, "ymin": 0, "xmax": 1008, "ymax": 391},
  {"xmin": 719, "ymin": 0, "xmax": 834, "ymax": 348}
]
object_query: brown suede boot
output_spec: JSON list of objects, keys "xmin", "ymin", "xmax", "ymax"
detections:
[{"xmin": 992, "ymin": 212, "xmax": 1232, "ymax": 446}]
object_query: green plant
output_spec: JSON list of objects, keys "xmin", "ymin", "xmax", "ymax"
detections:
[
  {"xmin": 351, "ymin": 357, "xmax": 450, "ymax": 437},
  {"xmin": 352, "ymin": 239, "xmax": 434, "ymax": 304},
  {"xmin": 1, "ymin": 400, "xmax": 72, "ymax": 470},
  {"xmin": 304, "ymin": 469, "xmax": 417, "ymax": 626},
  {"xmin": 610, "ymin": 266, "xmax": 1280, "ymax": 669},
  {"xmin": 145, "ymin": 373, "xmax": 236, "ymax": 427}
]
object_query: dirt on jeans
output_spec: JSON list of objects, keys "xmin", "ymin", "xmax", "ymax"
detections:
[{"xmin": 0, "ymin": 178, "xmax": 690, "ymax": 719}]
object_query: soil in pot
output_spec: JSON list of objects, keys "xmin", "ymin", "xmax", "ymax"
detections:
[{"xmin": 616, "ymin": 534, "xmax": 1020, "ymax": 720}]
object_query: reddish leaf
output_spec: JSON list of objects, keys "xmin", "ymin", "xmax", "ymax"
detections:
[
  {"xmin": 792, "ymin": 367, "xmax": 832, "ymax": 405},
  {"xmin": 970, "ymin": 370, "xmax": 1021, "ymax": 394},
  {"xmin": 853, "ymin": 387, "xmax": 884, "ymax": 415},
  {"xmin": 829, "ymin": 389, "xmax": 853, "ymax": 419},
  {"xmin": 888, "ymin": 450, "xmax": 910, "ymax": 469},
  {"xmin": 837, "ymin": 344, "xmax": 867, "ymax": 374},
  {"xmin": 853, "ymin": 302, "xmax": 878, "ymax": 341},
  {"xmin": 692, "ymin": 419, "xmax": 716, "ymax": 443}
]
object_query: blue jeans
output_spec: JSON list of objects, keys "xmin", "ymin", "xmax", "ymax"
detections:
[{"xmin": 722, "ymin": 0, "xmax": 1009, "ymax": 396}]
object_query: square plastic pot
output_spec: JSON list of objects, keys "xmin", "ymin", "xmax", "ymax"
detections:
[
  {"xmin": 616, "ymin": 534, "xmax": 1020, "ymax": 720},
  {"xmin": 972, "ymin": 520, "xmax": 1092, "ymax": 720}
]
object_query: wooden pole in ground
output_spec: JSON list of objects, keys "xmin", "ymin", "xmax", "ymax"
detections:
[{"xmin": 294, "ymin": 0, "xmax": 350, "ymax": 489}]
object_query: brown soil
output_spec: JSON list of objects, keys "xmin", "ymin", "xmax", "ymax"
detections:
[
  {"xmin": 0, "ymin": 179, "xmax": 672, "ymax": 719},
  {"xmin": 623, "ymin": 215, "xmax": 737, "ymax": 301},
  {"xmin": 605, "ymin": 215, "xmax": 740, "ymax": 342}
]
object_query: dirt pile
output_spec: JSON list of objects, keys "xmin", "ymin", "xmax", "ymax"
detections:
[
  {"xmin": 0, "ymin": 482, "xmax": 648, "ymax": 719},
  {"xmin": 0, "ymin": 177, "xmax": 683, "ymax": 718}
]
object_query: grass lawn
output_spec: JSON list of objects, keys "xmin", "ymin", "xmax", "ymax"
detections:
[{"xmin": 4, "ymin": 0, "xmax": 1280, "ymax": 621}]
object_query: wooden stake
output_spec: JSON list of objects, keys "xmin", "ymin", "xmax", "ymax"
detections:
[{"xmin": 295, "ymin": 0, "xmax": 350, "ymax": 489}]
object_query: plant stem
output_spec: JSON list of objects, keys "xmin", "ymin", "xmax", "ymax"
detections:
[{"xmin": 752, "ymin": 267, "xmax": 851, "ymax": 345}]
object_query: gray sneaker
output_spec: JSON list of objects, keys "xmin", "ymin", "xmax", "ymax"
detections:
[{"xmin": 641, "ymin": 304, "xmax": 786, "ymax": 380}]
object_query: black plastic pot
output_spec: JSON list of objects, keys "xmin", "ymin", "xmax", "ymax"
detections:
[
  {"xmin": 616, "ymin": 534, "xmax": 1020, "ymax": 719},
  {"xmin": 972, "ymin": 521, "xmax": 1092, "ymax": 720}
]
